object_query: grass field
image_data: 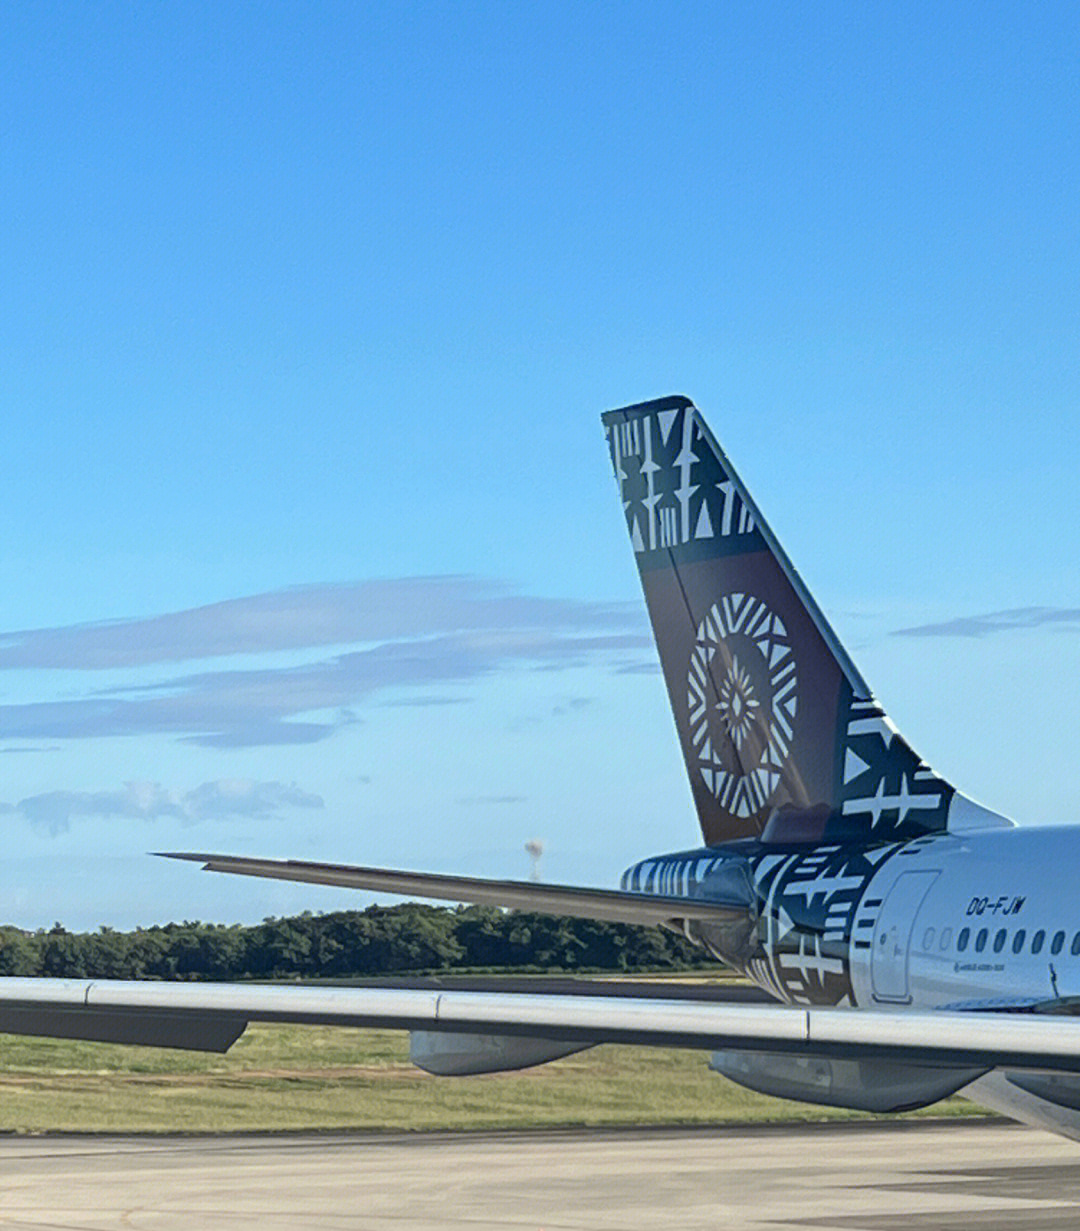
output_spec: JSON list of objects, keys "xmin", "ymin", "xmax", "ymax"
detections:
[{"xmin": 0, "ymin": 1022, "xmax": 989, "ymax": 1134}]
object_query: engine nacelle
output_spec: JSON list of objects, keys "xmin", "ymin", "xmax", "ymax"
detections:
[
  {"xmin": 1002, "ymin": 1071, "xmax": 1080, "ymax": 1112},
  {"xmin": 410, "ymin": 1030, "xmax": 592, "ymax": 1076},
  {"xmin": 710, "ymin": 1049, "xmax": 985, "ymax": 1113}
]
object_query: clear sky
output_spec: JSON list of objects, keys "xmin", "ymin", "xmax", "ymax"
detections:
[{"xmin": 2, "ymin": 1, "xmax": 1079, "ymax": 929}]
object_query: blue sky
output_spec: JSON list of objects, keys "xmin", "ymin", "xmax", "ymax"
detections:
[{"xmin": 2, "ymin": 2, "xmax": 1080, "ymax": 928}]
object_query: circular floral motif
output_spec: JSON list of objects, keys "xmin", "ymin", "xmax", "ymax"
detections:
[{"xmin": 686, "ymin": 593, "xmax": 798, "ymax": 819}]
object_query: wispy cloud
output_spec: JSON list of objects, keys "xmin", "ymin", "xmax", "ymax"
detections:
[
  {"xmin": 3, "ymin": 779, "xmax": 323, "ymax": 837},
  {"xmin": 893, "ymin": 607, "xmax": 1080, "ymax": 639},
  {"xmin": 615, "ymin": 660, "xmax": 661, "ymax": 674},
  {"xmin": 550, "ymin": 697, "xmax": 592, "ymax": 716},
  {"xmin": 378, "ymin": 695, "xmax": 470, "ymax": 708},
  {"xmin": 456, "ymin": 795, "xmax": 527, "ymax": 807},
  {"xmin": 0, "ymin": 578, "xmax": 639, "ymax": 670},
  {"xmin": 0, "ymin": 578, "xmax": 650, "ymax": 748},
  {"xmin": 506, "ymin": 695, "xmax": 596, "ymax": 733}
]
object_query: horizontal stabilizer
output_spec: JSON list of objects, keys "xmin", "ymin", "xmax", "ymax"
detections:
[{"xmin": 156, "ymin": 853, "xmax": 748, "ymax": 927}]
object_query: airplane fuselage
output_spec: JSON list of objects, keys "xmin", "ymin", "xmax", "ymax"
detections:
[{"xmin": 626, "ymin": 826, "xmax": 1080, "ymax": 1012}]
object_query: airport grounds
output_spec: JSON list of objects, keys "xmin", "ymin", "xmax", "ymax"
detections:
[{"xmin": 0, "ymin": 972, "xmax": 989, "ymax": 1135}]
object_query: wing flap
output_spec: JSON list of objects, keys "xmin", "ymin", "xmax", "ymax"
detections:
[
  {"xmin": 156, "ymin": 853, "xmax": 747, "ymax": 926},
  {"xmin": 0, "ymin": 980, "xmax": 246, "ymax": 1052}
]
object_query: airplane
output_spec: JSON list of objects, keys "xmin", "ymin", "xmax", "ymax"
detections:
[{"xmin": 3, "ymin": 394, "xmax": 1080, "ymax": 1139}]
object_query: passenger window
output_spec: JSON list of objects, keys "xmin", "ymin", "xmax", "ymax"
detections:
[
  {"xmin": 1071, "ymin": 933, "xmax": 1080, "ymax": 957},
  {"xmin": 1012, "ymin": 930, "xmax": 1026, "ymax": 954},
  {"xmin": 1033, "ymin": 930, "xmax": 1045, "ymax": 954},
  {"xmin": 957, "ymin": 928, "xmax": 970, "ymax": 952},
  {"xmin": 922, "ymin": 927, "xmax": 935, "ymax": 950},
  {"xmin": 1052, "ymin": 931, "xmax": 1065, "ymax": 955},
  {"xmin": 993, "ymin": 929, "xmax": 1007, "ymax": 953},
  {"xmin": 975, "ymin": 928, "xmax": 988, "ymax": 953},
  {"xmin": 939, "ymin": 928, "xmax": 952, "ymax": 951}
]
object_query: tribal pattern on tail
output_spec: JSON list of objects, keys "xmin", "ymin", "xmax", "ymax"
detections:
[
  {"xmin": 607, "ymin": 399, "xmax": 763, "ymax": 566},
  {"xmin": 832, "ymin": 691, "xmax": 954, "ymax": 839}
]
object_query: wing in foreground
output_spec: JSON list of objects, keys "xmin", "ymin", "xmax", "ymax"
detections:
[
  {"xmin": 155, "ymin": 853, "xmax": 746, "ymax": 927},
  {"xmin": 2, "ymin": 978, "xmax": 1079, "ymax": 1073}
]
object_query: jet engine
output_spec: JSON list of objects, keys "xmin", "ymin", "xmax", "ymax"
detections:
[
  {"xmin": 410, "ymin": 1030, "xmax": 592, "ymax": 1076},
  {"xmin": 709, "ymin": 1049, "xmax": 985, "ymax": 1113}
]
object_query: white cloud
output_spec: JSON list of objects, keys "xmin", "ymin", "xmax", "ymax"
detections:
[
  {"xmin": 0, "ymin": 577, "xmax": 641, "ymax": 669},
  {"xmin": 0, "ymin": 578, "xmax": 650, "ymax": 748},
  {"xmin": 4, "ymin": 779, "xmax": 324, "ymax": 837},
  {"xmin": 894, "ymin": 607, "xmax": 1080, "ymax": 638}
]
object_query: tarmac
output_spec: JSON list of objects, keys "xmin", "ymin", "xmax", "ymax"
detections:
[{"xmin": 1, "ymin": 1120, "xmax": 1079, "ymax": 1230}]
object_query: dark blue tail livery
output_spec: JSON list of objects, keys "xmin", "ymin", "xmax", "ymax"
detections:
[{"xmin": 603, "ymin": 397, "xmax": 1003, "ymax": 846}]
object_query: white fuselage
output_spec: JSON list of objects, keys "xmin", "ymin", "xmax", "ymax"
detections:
[
  {"xmin": 850, "ymin": 826, "xmax": 1078, "ymax": 1010},
  {"xmin": 627, "ymin": 825, "xmax": 1080, "ymax": 1135}
]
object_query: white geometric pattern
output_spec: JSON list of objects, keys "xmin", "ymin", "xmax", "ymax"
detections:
[
  {"xmin": 687, "ymin": 593, "xmax": 798, "ymax": 819},
  {"xmin": 607, "ymin": 407, "xmax": 756, "ymax": 555},
  {"xmin": 837, "ymin": 697, "xmax": 951, "ymax": 834}
]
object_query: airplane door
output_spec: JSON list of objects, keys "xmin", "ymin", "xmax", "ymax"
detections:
[{"xmin": 871, "ymin": 870, "xmax": 939, "ymax": 1003}]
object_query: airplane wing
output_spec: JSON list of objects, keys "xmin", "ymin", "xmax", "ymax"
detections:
[
  {"xmin": 155, "ymin": 852, "xmax": 748, "ymax": 927},
  {"xmin": 1, "ymin": 977, "xmax": 1079, "ymax": 1075}
]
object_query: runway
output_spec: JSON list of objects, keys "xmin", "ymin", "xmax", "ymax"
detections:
[{"xmin": 0, "ymin": 1120, "xmax": 1078, "ymax": 1229}]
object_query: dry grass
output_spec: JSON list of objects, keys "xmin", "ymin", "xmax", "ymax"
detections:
[{"xmin": 0, "ymin": 1024, "xmax": 988, "ymax": 1134}]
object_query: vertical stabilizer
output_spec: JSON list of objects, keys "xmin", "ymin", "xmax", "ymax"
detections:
[{"xmin": 603, "ymin": 397, "xmax": 1008, "ymax": 846}]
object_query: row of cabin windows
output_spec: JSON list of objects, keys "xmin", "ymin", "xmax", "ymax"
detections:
[{"xmin": 918, "ymin": 926, "xmax": 1080, "ymax": 957}]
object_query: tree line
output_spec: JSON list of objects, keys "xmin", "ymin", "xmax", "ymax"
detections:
[{"xmin": 0, "ymin": 903, "xmax": 712, "ymax": 981}]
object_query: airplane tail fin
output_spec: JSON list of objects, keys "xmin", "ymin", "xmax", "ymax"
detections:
[{"xmin": 603, "ymin": 396, "xmax": 1010, "ymax": 846}]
